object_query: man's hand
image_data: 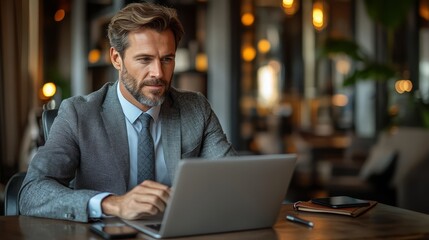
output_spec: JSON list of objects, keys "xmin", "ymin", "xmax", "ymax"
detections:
[{"xmin": 101, "ymin": 180, "xmax": 170, "ymax": 220}]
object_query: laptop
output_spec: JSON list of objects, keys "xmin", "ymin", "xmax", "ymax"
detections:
[{"xmin": 124, "ymin": 154, "xmax": 297, "ymax": 238}]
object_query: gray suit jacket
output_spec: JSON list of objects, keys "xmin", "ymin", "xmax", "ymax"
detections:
[{"xmin": 19, "ymin": 82, "xmax": 235, "ymax": 222}]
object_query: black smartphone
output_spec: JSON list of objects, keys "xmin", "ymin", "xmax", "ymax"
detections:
[
  {"xmin": 90, "ymin": 222, "xmax": 139, "ymax": 239},
  {"xmin": 311, "ymin": 196, "xmax": 370, "ymax": 208}
]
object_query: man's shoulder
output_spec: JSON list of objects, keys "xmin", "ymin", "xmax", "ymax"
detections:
[
  {"xmin": 62, "ymin": 82, "xmax": 115, "ymax": 107},
  {"xmin": 165, "ymin": 87, "xmax": 212, "ymax": 120},
  {"xmin": 168, "ymin": 87, "xmax": 207, "ymax": 104},
  {"xmin": 58, "ymin": 82, "xmax": 117, "ymax": 119}
]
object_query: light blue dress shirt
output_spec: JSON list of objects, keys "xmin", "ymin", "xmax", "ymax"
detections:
[{"xmin": 88, "ymin": 83, "xmax": 171, "ymax": 218}]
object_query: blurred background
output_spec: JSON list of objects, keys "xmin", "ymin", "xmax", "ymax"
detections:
[{"xmin": 2, "ymin": 0, "xmax": 429, "ymax": 214}]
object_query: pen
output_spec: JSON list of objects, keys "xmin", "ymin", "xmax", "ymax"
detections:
[{"xmin": 286, "ymin": 215, "xmax": 314, "ymax": 228}]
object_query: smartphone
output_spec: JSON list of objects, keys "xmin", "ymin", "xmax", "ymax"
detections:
[
  {"xmin": 311, "ymin": 196, "xmax": 370, "ymax": 208},
  {"xmin": 90, "ymin": 222, "xmax": 139, "ymax": 239}
]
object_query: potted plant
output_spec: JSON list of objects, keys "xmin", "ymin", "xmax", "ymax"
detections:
[{"xmin": 318, "ymin": 0, "xmax": 418, "ymax": 129}]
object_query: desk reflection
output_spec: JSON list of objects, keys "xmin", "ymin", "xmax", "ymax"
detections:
[
  {"xmin": 0, "ymin": 204, "xmax": 427, "ymax": 239},
  {"xmin": 13, "ymin": 215, "xmax": 278, "ymax": 240}
]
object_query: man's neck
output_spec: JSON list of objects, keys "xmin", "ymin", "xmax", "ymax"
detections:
[{"xmin": 118, "ymin": 81, "xmax": 151, "ymax": 112}]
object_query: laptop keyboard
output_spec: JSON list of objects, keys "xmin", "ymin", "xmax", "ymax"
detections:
[{"xmin": 146, "ymin": 224, "xmax": 162, "ymax": 231}]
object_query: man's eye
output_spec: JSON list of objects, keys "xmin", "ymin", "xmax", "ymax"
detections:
[
  {"xmin": 138, "ymin": 58, "xmax": 151, "ymax": 63},
  {"xmin": 162, "ymin": 57, "xmax": 174, "ymax": 63}
]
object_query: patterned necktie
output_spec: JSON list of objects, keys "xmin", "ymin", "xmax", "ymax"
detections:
[{"xmin": 137, "ymin": 113, "xmax": 155, "ymax": 183}]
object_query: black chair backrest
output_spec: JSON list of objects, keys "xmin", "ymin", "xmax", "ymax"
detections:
[
  {"xmin": 4, "ymin": 109, "xmax": 58, "ymax": 216},
  {"xmin": 4, "ymin": 172, "xmax": 27, "ymax": 216},
  {"xmin": 42, "ymin": 109, "xmax": 58, "ymax": 141}
]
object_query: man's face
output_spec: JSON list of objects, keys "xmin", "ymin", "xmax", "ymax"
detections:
[{"xmin": 111, "ymin": 28, "xmax": 176, "ymax": 111}]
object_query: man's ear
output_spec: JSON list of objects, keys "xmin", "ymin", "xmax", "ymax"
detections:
[{"xmin": 110, "ymin": 47, "xmax": 122, "ymax": 70}]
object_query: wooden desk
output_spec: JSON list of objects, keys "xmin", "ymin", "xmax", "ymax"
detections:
[{"xmin": 1, "ymin": 203, "xmax": 429, "ymax": 239}]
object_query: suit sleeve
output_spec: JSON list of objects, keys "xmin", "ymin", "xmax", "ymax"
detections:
[
  {"xmin": 19, "ymin": 100, "xmax": 100, "ymax": 222},
  {"xmin": 194, "ymin": 92, "xmax": 236, "ymax": 158}
]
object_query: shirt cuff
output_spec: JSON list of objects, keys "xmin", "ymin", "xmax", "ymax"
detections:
[{"xmin": 88, "ymin": 192, "xmax": 112, "ymax": 218}]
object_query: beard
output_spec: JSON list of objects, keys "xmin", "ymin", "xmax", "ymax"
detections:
[{"xmin": 120, "ymin": 65, "xmax": 170, "ymax": 107}]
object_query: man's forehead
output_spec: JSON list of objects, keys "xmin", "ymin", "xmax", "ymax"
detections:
[
  {"xmin": 128, "ymin": 28, "xmax": 175, "ymax": 44},
  {"xmin": 126, "ymin": 29, "xmax": 176, "ymax": 54}
]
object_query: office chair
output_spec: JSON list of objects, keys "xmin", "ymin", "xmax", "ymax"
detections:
[
  {"xmin": 3, "ymin": 108, "xmax": 58, "ymax": 216},
  {"xmin": 42, "ymin": 108, "xmax": 58, "ymax": 141},
  {"xmin": 4, "ymin": 172, "xmax": 27, "ymax": 216}
]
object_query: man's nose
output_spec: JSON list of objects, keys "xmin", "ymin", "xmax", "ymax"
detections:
[{"xmin": 150, "ymin": 60, "xmax": 163, "ymax": 79}]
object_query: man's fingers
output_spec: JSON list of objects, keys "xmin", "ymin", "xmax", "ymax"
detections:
[
  {"xmin": 134, "ymin": 190, "xmax": 168, "ymax": 212},
  {"xmin": 102, "ymin": 181, "xmax": 171, "ymax": 220},
  {"xmin": 137, "ymin": 180, "xmax": 171, "ymax": 202},
  {"xmin": 127, "ymin": 181, "xmax": 170, "ymax": 213},
  {"xmin": 140, "ymin": 180, "xmax": 171, "ymax": 192}
]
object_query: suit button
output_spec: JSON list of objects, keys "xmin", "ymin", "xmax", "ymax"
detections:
[{"xmin": 64, "ymin": 213, "xmax": 75, "ymax": 219}]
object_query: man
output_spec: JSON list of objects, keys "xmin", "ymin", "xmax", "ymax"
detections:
[{"xmin": 19, "ymin": 2, "xmax": 235, "ymax": 222}]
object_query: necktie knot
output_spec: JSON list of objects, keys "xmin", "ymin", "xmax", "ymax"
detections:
[{"xmin": 139, "ymin": 113, "xmax": 152, "ymax": 129}]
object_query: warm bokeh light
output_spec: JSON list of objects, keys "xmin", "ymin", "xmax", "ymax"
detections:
[
  {"xmin": 282, "ymin": 0, "xmax": 299, "ymax": 15},
  {"xmin": 257, "ymin": 39, "xmax": 271, "ymax": 54},
  {"xmin": 282, "ymin": 0, "xmax": 294, "ymax": 8},
  {"xmin": 242, "ymin": 45, "xmax": 256, "ymax": 62},
  {"xmin": 313, "ymin": 2, "xmax": 327, "ymax": 31},
  {"xmin": 395, "ymin": 81, "xmax": 403, "ymax": 93},
  {"xmin": 268, "ymin": 60, "xmax": 281, "ymax": 73},
  {"xmin": 313, "ymin": 9, "xmax": 324, "ymax": 28},
  {"xmin": 42, "ymin": 82, "xmax": 57, "ymax": 98},
  {"xmin": 389, "ymin": 104, "xmax": 399, "ymax": 116},
  {"xmin": 335, "ymin": 57, "xmax": 351, "ymax": 75},
  {"xmin": 241, "ymin": 13, "xmax": 255, "ymax": 26},
  {"xmin": 54, "ymin": 9, "xmax": 65, "ymax": 22},
  {"xmin": 257, "ymin": 64, "xmax": 279, "ymax": 108},
  {"xmin": 395, "ymin": 80, "xmax": 413, "ymax": 94},
  {"xmin": 332, "ymin": 94, "xmax": 348, "ymax": 107},
  {"xmin": 420, "ymin": 0, "xmax": 429, "ymax": 21},
  {"xmin": 195, "ymin": 53, "xmax": 208, "ymax": 72},
  {"xmin": 88, "ymin": 49, "xmax": 101, "ymax": 64}
]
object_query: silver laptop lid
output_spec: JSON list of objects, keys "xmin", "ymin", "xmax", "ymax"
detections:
[{"xmin": 126, "ymin": 154, "xmax": 297, "ymax": 238}]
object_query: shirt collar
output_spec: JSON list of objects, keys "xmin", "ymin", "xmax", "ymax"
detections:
[{"xmin": 117, "ymin": 81, "xmax": 161, "ymax": 124}]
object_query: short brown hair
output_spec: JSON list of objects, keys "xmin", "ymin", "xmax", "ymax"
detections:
[{"xmin": 108, "ymin": 2, "xmax": 184, "ymax": 57}]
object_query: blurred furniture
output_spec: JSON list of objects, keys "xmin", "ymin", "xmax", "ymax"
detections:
[
  {"xmin": 3, "ymin": 172, "xmax": 26, "ymax": 216},
  {"xmin": 389, "ymin": 128, "xmax": 429, "ymax": 214},
  {"xmin": 327, "ymin": 127, "xmax": 429, "ymax": 212},
  {"xmin": 342, "ymin": 134, "xmax": 376, "ymax": 163},
  {"xmin": 300, "ymin": 132, "xmax": 351, "ymax": 188},
  {"xmin": 1, "ymin": 203, "xmax": 429, "ymax": 239},
  {"xmin": 3, "ymin": 108, "xmax": 58, "ymax": 216},
  {"xmin": 401, "ymin": 156, "xmax": 429, "ymax": 214}
]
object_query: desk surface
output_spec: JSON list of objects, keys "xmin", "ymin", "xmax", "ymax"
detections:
[{"xmin": 1, "ymin": 203, "xmax": 429, "ymax": 240}]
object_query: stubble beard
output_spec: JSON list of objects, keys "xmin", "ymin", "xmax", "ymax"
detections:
[{"xmin": 120, "ymin": 65, "xmax": 169, "ymax": 107}]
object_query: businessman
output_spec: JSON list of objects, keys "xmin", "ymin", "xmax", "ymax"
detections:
[{"xmin": 19, "ymin": 2, "xmax": 235, "ymax": 222}]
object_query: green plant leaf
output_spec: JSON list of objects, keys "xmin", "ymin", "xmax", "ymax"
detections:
[
  {"xmin": 319, "ymin": 38, "xmax": 367, "ymax": 62},
  {"xmin": 343, "ymin": 63, "xmax": 397, "ymax": 86},
  {"xmin": 364, "ymin": 0, "xmax": 414, "ymax": 31}
]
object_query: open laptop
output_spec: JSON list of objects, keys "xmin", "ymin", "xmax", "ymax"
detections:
[{"xmin": 124, "ymin": 154, "xmax": 297, "ymax": 238}]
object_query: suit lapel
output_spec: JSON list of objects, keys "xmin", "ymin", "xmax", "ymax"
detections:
[
  {"xmin": 101, "ymin": 82, "xmax": 130, "ymax": 190},
  {"xmin": 160, "ymin": 92, "xmax": 181, "ymax": 182}
]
